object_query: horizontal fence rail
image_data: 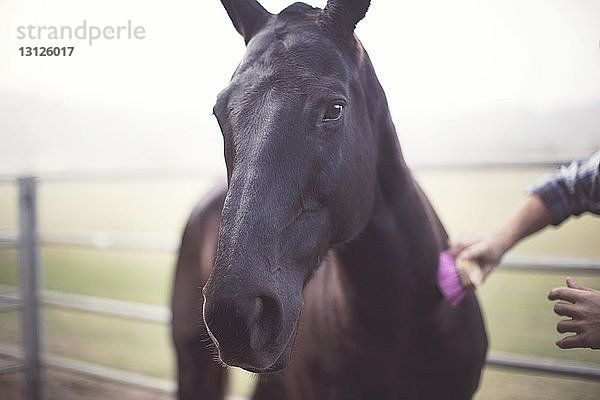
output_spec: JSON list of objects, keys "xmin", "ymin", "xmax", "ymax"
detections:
[
  {"xmin": 0, "ymin": 237, "xmax": 18, "ymax": 248},
  {"xmin": 0, "ymin": 228, "xmax": 177, "ymax": 252},
  {"xmin": 0, "ymin": 294, "xmax": 22, "ymax": 311},
  {"xmin": 0, "ymin": 362, "xmax": 24, "ymax": 375},
  {"xmin": 487, "ymin": 352, "xmax": 600, "ymax": 380},
  {"xmin": 0, "ymin": 159, "xmax": 581, "ymax": 183},
  {"xmin": 0, "ymin": 169, "xmax": 224, "ymax": 183},
  {"xmin": 0, "ymin": 285, "xmax": 169, "ymax": 324},
  {"xmin": 2, "ymin": 228, "xmax": 600, "ymax": 273},
  {"xmin": 42, "ymin": 291, "xmax": 170, "ymax": 324},
  {"xmin": 502, "ymin": 254, "xmax": 600, "ymax": 274},
  {"xmin": 0, "ymin": 344, "xmax": 245, "ymax": 400},
  {"xmin": 0, "ymin": 344, "xmax": 175, "ymax": 394}
]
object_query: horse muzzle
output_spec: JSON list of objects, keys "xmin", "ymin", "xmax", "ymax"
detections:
[{"xmin": 202, "ymin": 287, "xmax": 297, "ymax": 371}]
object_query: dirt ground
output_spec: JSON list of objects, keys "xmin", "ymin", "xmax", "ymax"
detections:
[
  {"xmin": 3, "ymin": 356, "xmax": 599, "ymax": 400},
  {"xmin": 0, "ymin": 367, "xmax": 174, "ymax": 400}
]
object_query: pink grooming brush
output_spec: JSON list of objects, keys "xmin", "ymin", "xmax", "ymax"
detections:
[{"xmin": 438, "ymin": 251, "xmax": 483, "ymax": 307}]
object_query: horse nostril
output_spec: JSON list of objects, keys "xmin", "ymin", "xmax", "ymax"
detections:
[
  {"xmin": 249, "ymin": 295, "xmax": 282, "ymax": 351},
  {"xmin": 204, "ymin": 293, "xmax": 283, "ymax": 363}
]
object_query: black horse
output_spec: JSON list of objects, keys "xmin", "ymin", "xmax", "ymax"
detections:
[{"xmin": 172, "ymin": 1, "xmax": 488, "ymax": 399}]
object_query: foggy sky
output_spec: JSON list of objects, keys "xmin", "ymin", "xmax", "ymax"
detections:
[{"xmin": 1, "ymin": 0, "xmax": 599, "ymax": 176}]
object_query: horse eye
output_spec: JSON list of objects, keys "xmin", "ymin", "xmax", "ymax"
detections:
[{"xmin": 323, "ymin": 103, "xmax": 344, "ymax": 122}]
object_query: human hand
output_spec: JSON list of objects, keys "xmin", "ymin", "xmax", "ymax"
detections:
[
  {"xmin": 447, "ymin": 233, "xmax": 507, "ymax": 282},
  {"xmin": 547, "ymin": 277, "xmax": 600, "ymax": 350}
]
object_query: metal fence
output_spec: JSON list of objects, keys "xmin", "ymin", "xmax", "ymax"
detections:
[
  {"xmin": 0, "ymin": 177, "xmax": 45, "ymax": 400},
  {"xmin": 1, "ymin": 175, "xmax": 600, "ymax": 400}
]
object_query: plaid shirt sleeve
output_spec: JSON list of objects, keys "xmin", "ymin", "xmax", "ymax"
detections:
[{"xmin": 527, "ymin": 150, "xmax": 600, "ymax": 226}]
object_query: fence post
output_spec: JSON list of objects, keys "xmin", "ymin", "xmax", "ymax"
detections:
[{"xmin": 18, "ymin": 177, "xmax": 45, "ymax": 400}]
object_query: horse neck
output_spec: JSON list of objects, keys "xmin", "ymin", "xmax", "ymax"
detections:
[{"xmin": 334, "ymin": 55, "xmax": 446, "ymax": 316}]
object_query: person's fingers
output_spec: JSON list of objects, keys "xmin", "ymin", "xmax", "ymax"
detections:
[
  {"xmin": 481, "ymin": 264, "xmax": 495, "ymax": 281},
  {"xmin": 553, "ymin": 302, "xmax": 582, "ymax": 318},
  {"xmin": 460, "ymin": 242, "xmax": 487, "ymax": 261},
  {"xmin": 548, "ymin": 287, "xmax": 583, "ymax": 303},
  {"xmin": 556, "ymin": 319, "xmax": 583, "ymax": 334},
  {"xmin": 566, "ymin": 277, "xmax": 592, "ymax": 292},
  {"xmin": 447, "ymin": 234, "xmax": 480, "ymax": 257},
  {"xmin": 446, "ymin": 244, "xmax": 463, "ymax": 258},
  {"xmin": 556, "ymin": 334, "xmax": 585, "ymax": 349}
]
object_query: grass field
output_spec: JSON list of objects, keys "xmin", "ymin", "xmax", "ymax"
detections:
[{"xmin": 1, "ymin": 168, "xmax": 599, "ymax": 398}]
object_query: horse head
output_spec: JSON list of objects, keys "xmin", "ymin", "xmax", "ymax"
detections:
[{"xmin": 203, "ymin": 0, "xmax": 377, "ymax": 372}]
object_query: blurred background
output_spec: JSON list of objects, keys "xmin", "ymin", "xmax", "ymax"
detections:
[{"xmin": 1, "ymin": 0, "xmax": 599, "ymax": 399}]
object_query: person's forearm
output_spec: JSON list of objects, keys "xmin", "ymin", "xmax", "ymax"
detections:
[{"xmin": 492, "ymin": 194, "xmax": 553, "ymax": 254}]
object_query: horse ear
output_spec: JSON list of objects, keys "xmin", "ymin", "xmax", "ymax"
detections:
[
  {"xmin": 221, "ymin": 0, "xmax": 271, "ymax": 45},
  {"xmin": 323, "ymin": 0, "xmax": 371, "ymax": 37}
]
